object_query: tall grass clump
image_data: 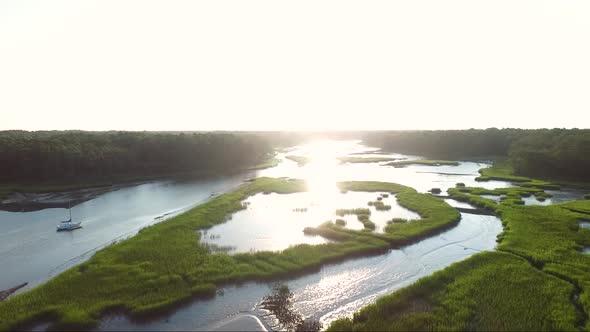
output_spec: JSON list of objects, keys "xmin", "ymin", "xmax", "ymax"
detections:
[
  {"xmin": 368, "ymin": 200, "xmax": 391, "ymax": 211},
  {"xmin": 338, "ymin": 157, "xmax": 401, "ymax": 164},
  {"xmin": 335, "ymin": 208, "xmax": 371, "ymax": 217},
  {"xmin": 384, "ymin": 160, "xmax": 460, "ymax": 167}
]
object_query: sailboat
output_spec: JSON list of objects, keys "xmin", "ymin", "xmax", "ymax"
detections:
[{"xmin": 56, "ymin": 202, "xmax": 82, "ymax": 231}]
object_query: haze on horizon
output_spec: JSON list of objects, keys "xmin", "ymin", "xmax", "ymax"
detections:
[{"xmin": 1, "ymin": 1, "xmax": 589, "ymax": 131}]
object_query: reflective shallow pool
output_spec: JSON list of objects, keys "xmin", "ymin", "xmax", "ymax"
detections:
[{"xmin": 201, "ymin": 191, "xmax": 420, "ymax": 253}]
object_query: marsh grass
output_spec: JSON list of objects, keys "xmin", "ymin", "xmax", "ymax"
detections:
[
  {"xmin": 384, "ymin": 160, "xmax": 460, "ymax": 167},
  {"xmin": 449, "ymin": 186, "xmax": 547, "ymax": 209},
  {"xmin": 477, "ymin": 162, "xmax": 560, "ymax": 190},
  {"xmin": 337, "ymin": 157, "xmax": 402, "ymax": 164},
  {"xmin": 285, "ymin": 155, "xmax": 310, "ymax": 166},
  {"xmin": 0, "ymin": 178, "xmax": 458, "ymax": 331},
  {"xmin": 335, "ymin": 208, "xmax": 375, "ymax": 230},
  {"xmin": 357, "ymin": 214, "xmax": 376, "ymax": 230},
  {"xmin": 245, "ymin": 154, "xmax": 281, "ymax": 170},
  {"xmin": 254, "ymin": 160, "xmax": 588, "ymax": 332},
  {"xmin": 368, "ymin": 200, "xmax": 391, "ymax": 211},
  {"xmin": 309, "ymin": 182, "xmax": 461, "ymax": 245},
  {"xmin": 327, "ymin": 252, "xmax": 579, "ymax": 331},
  {"xmin": 388, "ymin": 218, "xmax": 408, "ymax": 224},
  {"xmin": 330, "ymin": 177, "xmax": 590, "ymax": 331},
  {"xmin": 335, "ymin": 208, "xmax": 371, "ymax": 217}
]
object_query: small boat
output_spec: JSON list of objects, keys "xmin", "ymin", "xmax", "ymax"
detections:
[{"xmin": 56, "ymin": 203, "xmax": 82, "ymax": 232}]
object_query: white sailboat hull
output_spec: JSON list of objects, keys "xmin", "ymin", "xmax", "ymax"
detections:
[{"xmin": 56, "ymin": 221, "xmax": 82, "ymax": 231}]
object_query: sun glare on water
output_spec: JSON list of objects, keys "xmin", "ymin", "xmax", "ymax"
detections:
[{"xmin": 303, "ymin": 140, "xmax": 341, "ymax": 198}]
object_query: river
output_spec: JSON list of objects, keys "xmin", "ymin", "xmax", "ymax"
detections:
[{"xmin": 0, "ymin": 173, "xmax": 255, "ymax": 292}]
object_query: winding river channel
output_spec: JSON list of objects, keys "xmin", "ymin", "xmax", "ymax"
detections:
[{"xmin": 2, "ymin": 140, "xmax": 588, "ymax": 331}]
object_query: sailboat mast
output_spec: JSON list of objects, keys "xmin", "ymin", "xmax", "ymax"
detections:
[{"xmin": 69, "ymin": 201, "xmax": 72, "ymax": 220}]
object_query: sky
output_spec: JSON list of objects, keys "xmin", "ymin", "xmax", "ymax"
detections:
[{"xmin": 1, "ymin": 1, "xmax": 589, "ymax": 131}]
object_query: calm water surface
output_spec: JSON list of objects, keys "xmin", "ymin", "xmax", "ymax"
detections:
[
  {"xmin": 201, "ymin": 191, "xmax": 420, "ymax": 253},
  {"xmin": 0, "ymin": 173, "xmax": 255, "ymax": 291}
]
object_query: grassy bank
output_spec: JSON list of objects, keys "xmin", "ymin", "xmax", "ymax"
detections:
[
  {"xmin": 328, "ymin": 251, "xmax": 578, "ymax": 331},
  {"xmin": 476, "ymin": 162, "xmax": 560, "ymax": 189},
  {"xmin": 304, "ymin": 181, "xmax": 460, "ymax": 246},
  {"xmin": 330, "ymin": 181, "xmax": 590, "ymax": 331},
  {"xmin": 243, "ymin": 156, "xmax": 281, "ymax": 171},
  {"xmin": 0, "ymin": 154, "xmax": 281, "ymax": 202},
  {"xmin": 0, "ymin": 178, "xmax": 458, "ymax": 331},
  {"xmin": 384, "ymin": 160, "xmax": 459, "ymax": 167},
  {"xmin": 285, "ymin": 155, "xmax": 310, "ymax": 166},
  {"xmin": 337, "ymin": 157, "xmax": 402, "ymax": 164}
]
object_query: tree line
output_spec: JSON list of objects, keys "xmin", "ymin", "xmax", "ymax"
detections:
[
  {"xmin": 363, "ymin": 128, "xmax": 590, "ymax": 181},
  {"xmin": 0, "ymin": 131, "xmax": 275, "ymax": 183},
  {"xmin": 2, "ymin": 129, "xmax": 588, "ymax": 184}
]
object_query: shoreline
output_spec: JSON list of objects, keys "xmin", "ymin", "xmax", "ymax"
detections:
[
  {"xmin": 0, "ymin": 283, "xmax": 27, "ymax": 302},
  {"xmin": 0, "ymin": 151, "xmax": 282, "ymax": 213},
  {"xmin": 0, "ymin": 166, "xmax": 268, "ymax": 212},
  {"xmin": 0, "ymin": 185, "xmax": 123, "ymax": 212}
]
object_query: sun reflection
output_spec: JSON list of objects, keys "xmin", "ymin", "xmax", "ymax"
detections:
[{"xmin": 303, "ymin": 140, "xmax": 341, "ymax": 198}]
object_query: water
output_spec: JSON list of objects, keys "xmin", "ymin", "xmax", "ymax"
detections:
[
  {"xmin": 262, "ymin": 158, "xmax": 513, "ymax": 196},
  {"xmin": 0, "ymin": 173, "xmax": 255, "ymax": 291},
  {"xmin": 480, "ymin": 194, "xmax": 504, "ymax": 203},
  {"xmin": 544, "ymin": 189, "xmax": 590, "ymax": 204},
  {"xmin": 201, "ymin": 191, "xmax": 419, "ymax": 253},
  {"xmin": 522, "ymin": 195, "xmax": 552, "ymax": 206},
  {"xmin": 481, "ymin": 189, "xmax": 590, "ymax": 206}
]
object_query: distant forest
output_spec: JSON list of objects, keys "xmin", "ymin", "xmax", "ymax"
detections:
[
  {"xmin": 0, "ymin": 131, "xmax": 278, "ymax": 184},
  {"xmin": 1, "ymin": 129, "xmax": 589, "ymax": 185},
  {"xmin": 363, "ymin": 128, "xmax": 590, "ymax": 181}
]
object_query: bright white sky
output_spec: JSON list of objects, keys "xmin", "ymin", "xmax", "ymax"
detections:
[{"xmin": 1, "ymin": 1, "xmax": 589, "ymax": 131}]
